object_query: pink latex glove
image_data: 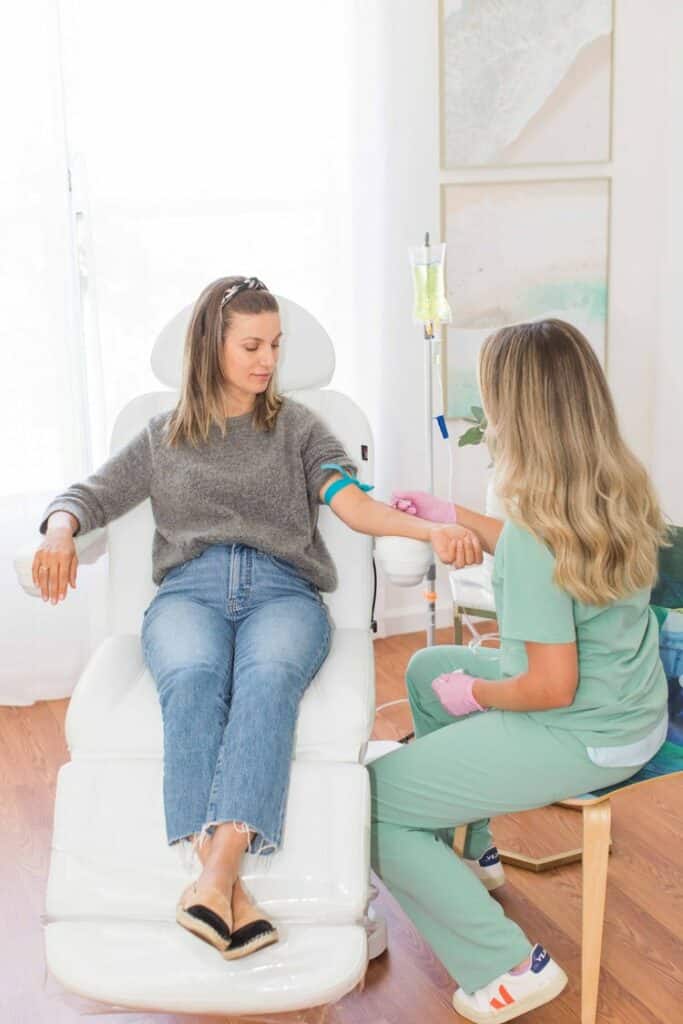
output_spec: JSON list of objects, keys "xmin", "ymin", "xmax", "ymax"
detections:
[
  {"xmin": 390, "ymin": 490, "xmax": 456, "ymax": 523},
  {"xmin": 431, "ymin": 670, "xmax": 487, "ymax": 717}
]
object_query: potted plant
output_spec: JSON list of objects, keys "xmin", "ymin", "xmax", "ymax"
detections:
[{"xmin": 457, "ymin": 405, "xmax": 487, "ymax": 449}]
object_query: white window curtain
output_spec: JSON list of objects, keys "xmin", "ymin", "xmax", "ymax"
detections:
[
  {"xmin": 0, "ymin": 0, "xmax": 104, "ymax": 705},
  {"xmin": 2, "ymin": 0, "xmax": 440, "ymax": 705},
  {"xmin": 56, "ymin": 0, "xmax": 358, "ymax": 456}
]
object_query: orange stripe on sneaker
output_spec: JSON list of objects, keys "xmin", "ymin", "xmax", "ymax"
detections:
[
  {"xmin": 498, "ymin": 984, "xmax": 515, "ymax": 1005},
  {"xmin": 490, "ymin": 985, "xmax": 516, "ymax": 1011}
]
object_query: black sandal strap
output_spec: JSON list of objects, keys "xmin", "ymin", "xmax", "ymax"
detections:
[
  {"xmin": 186, "ymin": 903, "xmax": 232, "ymax": 941},
  {"xmin": 229, "ymin": 918, "xmax": 276, "ymax": 949}
]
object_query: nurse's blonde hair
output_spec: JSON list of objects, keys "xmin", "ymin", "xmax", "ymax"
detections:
[{"xmin": 479, "ymin": 319, "xmax": 669, "ymax": 605}]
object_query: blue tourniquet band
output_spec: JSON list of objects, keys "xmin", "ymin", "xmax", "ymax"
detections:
[{"xmin": 320, "ymin": 462, "xmax": 374, "ymax": 505}]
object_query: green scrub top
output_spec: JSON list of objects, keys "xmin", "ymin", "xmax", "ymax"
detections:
[{"xmin": 492, "ymin": 518, "xmax": 668, "ymax": 748}]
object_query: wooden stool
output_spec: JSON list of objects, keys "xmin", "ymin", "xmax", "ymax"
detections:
[{"xmin": 498, "ymin": 745, "xmax": 683, "ymax": 1024}]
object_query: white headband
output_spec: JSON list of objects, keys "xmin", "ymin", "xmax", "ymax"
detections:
[{"xmin": 220, "ymin": 277, "xmax": 268, "ymax": 310}]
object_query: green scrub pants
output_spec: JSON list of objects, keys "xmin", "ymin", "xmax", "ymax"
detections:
[{"xmin": 368, "ymin": 644, "xmax": 641, "ymax": 994}]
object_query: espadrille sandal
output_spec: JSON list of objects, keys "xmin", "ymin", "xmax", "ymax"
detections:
[
  {"xmin": 176, "ymin": 881, "xmax": 233, "ymax": 952},
  {"xmin": 222, "ymin": 881, "xmax": 278, "ymax": 960},
  {"xmin": 222, "ymin": 916, "xmax": 279, "ymax": 960}
]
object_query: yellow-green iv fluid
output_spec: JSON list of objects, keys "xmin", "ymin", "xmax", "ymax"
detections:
[{"xmin": 410, "ymin": 243, "xmax": 452, "ymax": 325}]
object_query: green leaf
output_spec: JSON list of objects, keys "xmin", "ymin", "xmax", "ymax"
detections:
[
  {"xmin": 470, "ymin": 405, "xmax": 485, "ymax": 422},
  {"xmin": 458, "ymin": 426, "xmax": 484, "ymax": 447}
]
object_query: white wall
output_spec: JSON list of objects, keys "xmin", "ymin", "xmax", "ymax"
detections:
[
  {"xmin": 651, "ymin": 1, "xmax": 683, "ymax": 523},
  {"xmin": 374, "ymin": 0, "xmax": 683, "ymax": 637},
  {"xmin": 343, "ymin": 0, "xmax": 445, "ymax": 638},
  {"xmin": 609, "ymin": 0, "xmax": 682, "ymax": 523}
]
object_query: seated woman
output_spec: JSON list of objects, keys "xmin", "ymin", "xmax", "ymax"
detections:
[
  {"xmin": 33, "ymin": 275, "xmax": 478, "ymax": 961},
  {"xmin": 379, "ymin": 319, "xmax": 669, "ymax": 1023}
]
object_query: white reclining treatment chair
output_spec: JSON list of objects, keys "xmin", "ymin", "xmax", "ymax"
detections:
[{"xmin": 15, "ymin": 297, "xmax": 381, "ymax": 1017}]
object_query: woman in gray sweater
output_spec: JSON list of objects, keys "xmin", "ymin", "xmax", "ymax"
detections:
[{"xmin": 34, "ymin": 275, "xmax": 480, "ymax": 960}]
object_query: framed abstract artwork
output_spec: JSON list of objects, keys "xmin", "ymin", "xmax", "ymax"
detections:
[
  {"xmin": 441, "ymin": 0, "xmax": 613, "ymax": 168},
  {"xmin": 443, "ymin": 178, "xmax": 610, "ymax": 418}
]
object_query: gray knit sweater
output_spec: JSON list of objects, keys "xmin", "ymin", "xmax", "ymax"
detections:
[{"xmin": 39, "ymin": 398, "xmax": 357, "ymax": 591}]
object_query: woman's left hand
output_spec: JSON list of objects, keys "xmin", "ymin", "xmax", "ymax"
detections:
[
  {"xmin": 431, "ymin": 670, "xmax": 487, "ymax": 716},
  {"xmin": 430, "ymin": 524, "xmax": 483, "ymax": 568}
]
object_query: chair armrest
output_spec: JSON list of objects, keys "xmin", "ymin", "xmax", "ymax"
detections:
[
  {"xmin": 374, "ymin": 536, "xmax": 432, "ymax": 587},
  {"xmin": 14, "ymin": 528, "xmax": 108, "ymax": 597}
]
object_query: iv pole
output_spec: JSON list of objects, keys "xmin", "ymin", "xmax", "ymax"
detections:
[
  {"xmin": 422, "ymin": 232, "xmax": 438, "ymax": 647},
  {"xmin": 410, "ymin": 228, "xmax": 452, "ymax": 646}
]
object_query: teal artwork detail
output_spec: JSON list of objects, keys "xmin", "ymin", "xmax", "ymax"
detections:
[
  {"xmin": 445, "ymin": 281, "xmax": 607, "ymax": 420},
  {"xmin": 523, "ymin": 280, "xmax": 607, "ymax": 322},
  {"xmin": 447, "ymin": 370, "xmax": 481, "ymax": 419}
]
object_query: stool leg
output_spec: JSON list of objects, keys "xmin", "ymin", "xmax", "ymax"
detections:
[
  {"xmin": 581, "ymin": 802, "xmax": 611, "ymax": 1024},
  {"xmin": 453, "ymin": 606, "xmax": 463, "ymax": 645},
  {"xmin": 453, "ymin": 824, "xmax": 467, "ymax": 856}
]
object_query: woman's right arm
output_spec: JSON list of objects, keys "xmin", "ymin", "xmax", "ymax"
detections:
[{"xmin": 34, "ymin": 426, "xmax": 153, "ymax": 604}]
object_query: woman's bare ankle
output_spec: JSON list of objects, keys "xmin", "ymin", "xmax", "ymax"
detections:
[
  {"xmin": 231, "ymin": 878, "xmax": 251, "ymax": 907},
  {"xmin": 509, "ymin": 953, "xmax": 532, "ymax": 976},
  {"xmin": 196, "ymin": 863, "xmax": 235, "ymax": 899}
]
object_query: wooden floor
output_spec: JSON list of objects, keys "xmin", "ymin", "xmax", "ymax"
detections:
[{"xmin": 1, "ymin": 626, "xmax": 681, "ymax": 1023}]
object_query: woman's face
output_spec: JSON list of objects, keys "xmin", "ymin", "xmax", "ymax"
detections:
[{"xmin": 221, "ymin": 311, "xmax": 281, "ymax": 404}]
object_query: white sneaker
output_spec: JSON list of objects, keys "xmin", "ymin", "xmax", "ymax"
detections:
[
  {"xmin": 452, "ymin": 945, "xmax": 568, "ymax": 1023},
  {"xmin": 464, "ymin": 846, "xmax": 506, "ymax": 891}
]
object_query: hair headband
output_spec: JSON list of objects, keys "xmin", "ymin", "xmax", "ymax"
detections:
[{"xmin": 220, "ymin": 277, "xmax": 269, "ymax": 310}]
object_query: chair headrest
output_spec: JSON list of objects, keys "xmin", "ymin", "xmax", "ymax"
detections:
[{"xmin": 151, "ymin": 294, "xmax": 335, "ymax": 391}]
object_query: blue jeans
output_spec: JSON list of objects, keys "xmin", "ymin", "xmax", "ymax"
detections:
[{"xmin": 141, "ymin": 544, "xmax": 332, "ymax": 854}]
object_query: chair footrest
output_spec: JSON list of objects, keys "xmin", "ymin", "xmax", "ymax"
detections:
[
  {"xmin": 45, "ymin": 920, "xmax": 367, "ymax": 1015},
  {"xmin": 47, "ymin": 758, "xmax": 370, "ymax": 925}
]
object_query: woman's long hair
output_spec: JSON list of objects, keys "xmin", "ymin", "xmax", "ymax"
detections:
[
  {"xmin": 165, "ymin": 276, "xmax": 283, "ymax": 447},
  {"xmin": 479, "ymin": 319, "xmax": 669, "ymax": 605}
]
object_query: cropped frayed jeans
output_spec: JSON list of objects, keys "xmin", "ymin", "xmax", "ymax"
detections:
[{"xmin": 141, "ymin": 544, "xmax": 332, "ymax": 856}]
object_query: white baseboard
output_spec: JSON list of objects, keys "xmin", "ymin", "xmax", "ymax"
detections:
[{"xmin": 376, "ymin": 602, "xmax": 454, "ymax": 639}]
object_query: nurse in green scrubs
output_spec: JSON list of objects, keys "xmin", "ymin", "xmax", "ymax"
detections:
[{"xmin": 375, "ymin": 318, "xmax": 670, "ymax": 1024}]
